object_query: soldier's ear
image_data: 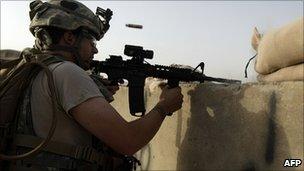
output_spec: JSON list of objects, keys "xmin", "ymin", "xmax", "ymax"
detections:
[{"xmin": 62, "ymin": 31, "xmax": 76, "ymax": 46}]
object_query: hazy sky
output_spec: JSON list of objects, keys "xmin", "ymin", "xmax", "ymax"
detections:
[{"xmin": 1, "ymin": 1, "xmax": 303, "ymax": 82}]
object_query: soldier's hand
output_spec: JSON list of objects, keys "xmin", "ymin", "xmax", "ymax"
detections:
[
  {"xmin": 100, "ymin": 79, "xmax": 120, "ymax": 95},
  {"xmin": 157, "ymin": 86, "xmax": 183, "ymax": 114}
]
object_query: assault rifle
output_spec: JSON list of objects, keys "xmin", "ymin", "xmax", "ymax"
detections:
[{"xmin": 90, "ymin": 45, "xmax": 241, "ymax": 116}]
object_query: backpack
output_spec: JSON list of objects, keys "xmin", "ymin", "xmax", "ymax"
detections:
[{"xmin": 0, "ymin": 48, "xmax": 62, "ymax": 166}]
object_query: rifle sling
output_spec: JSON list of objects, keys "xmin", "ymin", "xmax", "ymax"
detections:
[{"xmin": 14, "ymin": 134, "xmax": 121, "ymax": 165}]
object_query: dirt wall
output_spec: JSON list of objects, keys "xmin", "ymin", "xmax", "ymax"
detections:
[{"xmin": 111, "ymin": 81, "xmax": 303, "ymax": 171}]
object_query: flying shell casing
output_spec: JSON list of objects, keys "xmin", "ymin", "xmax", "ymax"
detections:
[{"xmin": 126, "ymin": 24, "xmax": 143, "ymax": 29}]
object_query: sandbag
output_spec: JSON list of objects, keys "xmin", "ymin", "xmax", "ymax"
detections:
[
  {"xmin": 257, "ymin": 63, "xmax": 303, "ymax": 82},
  {"xmin": 254, "ymin": 18, "xmax": 304, "ymax": 74}
]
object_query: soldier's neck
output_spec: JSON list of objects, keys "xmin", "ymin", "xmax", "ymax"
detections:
[{"xmin": 48, "ymin": 50, "xmax": 76, "ymax": 63}]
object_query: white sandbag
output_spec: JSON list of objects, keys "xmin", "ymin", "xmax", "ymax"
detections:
[
  {"xmin": 257, "ymin": 63, "xmax": 303, "ymax": 82},
  {"xmin": 255, "ymin": 18, "xmax": 304, "ymax": 74}
]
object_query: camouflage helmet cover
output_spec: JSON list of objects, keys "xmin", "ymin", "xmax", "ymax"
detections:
[{"xmin": 29, "ymin": 0, "xmax": 112, "ymax": 40}]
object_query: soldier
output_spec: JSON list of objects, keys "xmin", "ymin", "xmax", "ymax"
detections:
[{"xmin": 2, "ymin": 0, "xmax": 183, "ymax": 170}]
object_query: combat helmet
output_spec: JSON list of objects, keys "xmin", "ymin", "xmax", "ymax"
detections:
[{"xmin": 29, "ymin": 0, "xmax": 112, "ymax": 41}]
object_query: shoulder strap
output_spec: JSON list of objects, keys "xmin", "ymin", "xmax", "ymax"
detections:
[{"xmin": 17, "ymin": 55, "xmax": 65, "ymax": 136}]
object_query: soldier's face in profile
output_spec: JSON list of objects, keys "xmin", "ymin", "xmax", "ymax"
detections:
[{"xmin": 79, "ymin": 35, "xmax": 98, "ymax": 70}]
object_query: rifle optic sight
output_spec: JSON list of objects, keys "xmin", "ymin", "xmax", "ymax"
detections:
[{"xmin": 124, "ymin": 45, "xmax": 153, "ymax": 60}]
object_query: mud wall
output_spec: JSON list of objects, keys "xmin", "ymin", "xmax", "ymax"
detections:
[{"xmin": 111, "ymin": 81, "xmax": 303, "ymax": 171}]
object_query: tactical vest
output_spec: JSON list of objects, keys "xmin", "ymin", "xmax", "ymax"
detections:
[{"xmin": 0, "ymin": 49, "xmax": 140, "ymax": 171}]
